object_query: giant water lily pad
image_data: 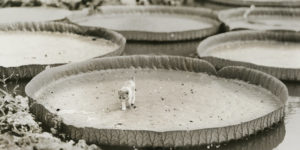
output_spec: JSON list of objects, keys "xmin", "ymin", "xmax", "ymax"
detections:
[
  {"xmin": 208, "ymin": 0, "xmax": 300, "ymax": 7},
  {"xmin": 0, "ymin": 22, "xmax": 125, "ymax": 79},
  {"xmin": 0, "ymin": 7, "xmax": 72, "ymax": 24},
  {"xmin": 68, "ymin": 6, "xmax": 220, "ymax": 56},
  {"xmin": 197, "ymin": 31, "xmax": 300, "ymax": 81},
  {"xmin": 219, "ymin": 7, "xmax": 300, "ymax": 31},
  {"xmin": 26, "ymin": 56, "xmax": 287, "ymax": 147},
  {"xmin": 68, "ymin": 6, "xmax": 220, "ymax": 41}
]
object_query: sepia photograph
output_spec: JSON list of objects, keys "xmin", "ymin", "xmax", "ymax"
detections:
[{"xmin": 0, "ymin": 0, "xmax": 299, "ymax": 150}]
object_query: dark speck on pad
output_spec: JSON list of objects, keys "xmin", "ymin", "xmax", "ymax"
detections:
[
  {"xmin": 189, "ymin": 120, "xmax": 193, "ymax": 123},
  {"xmin": 190, "ymin": 89, "xmax": 194, "ymax": 94},
  {"xmin": 56, "ymin": 108, "xmax": 60, "ymax": 111},
  {"xmin": 92, "ymin": 38, "xmax": 97, "ymax": 41}
]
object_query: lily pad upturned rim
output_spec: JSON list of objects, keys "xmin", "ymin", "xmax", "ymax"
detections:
[
  {"xmin": 197, "ymin": 30, "xmax": 300, "ymax": 81},
  {"xmin": 218, "ymin": 7, "xmax": 300, "ymax": 31},
  {"xmin": 0, "ymin": 22, "xmax": 126, "ymax": 80},
  {"xmin": 0, "ymin": 7, "xmax": 73, "ymax": 24},
  {"xmin": 124, "ymin": 39, "xmax": 201, "ymax": 56},
  {"xmin": 67, "ymin": 6, "xmax": 221, "ymax": 41},
  {"xmin": 25, "ymin": 55, "xmax": 287, "ymax": 147},
  {"xmin": 209, "ymin": 0, "xmax": 300, "ymax": 7}
]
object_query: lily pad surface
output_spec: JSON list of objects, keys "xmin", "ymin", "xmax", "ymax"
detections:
[
  {"xmin": 0, "ymin": 7, "xmax": 72, "ymax": 24},
  {"xmin": 26, "ymin": 56, "xmax": 287, "ymax": 147},
  {"xmin": 68, "ymin": 6, "xmax": 220, "ymax": 41},
  {"xmin": 209, "ymin": 0, "xmax": 300, "ymax": 7},
  {"xmin": 0, "ymin": 22, "xmax": 125, "ymax": 79},
  {"xmin": 197, "ymin": 31, "xmax": 300, "ymax": 81},
  {"xmin": 219, "ymin": 7, "xmax": 300, "ymax": 31}
]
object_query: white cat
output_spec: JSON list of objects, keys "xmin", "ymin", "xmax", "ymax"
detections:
[{"xmin": 118, "ymin": 77, "xmax": 136, "ymax": 111}]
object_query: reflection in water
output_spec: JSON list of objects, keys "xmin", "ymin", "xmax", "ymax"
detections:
[{"xmin": 273, "ymin": 96, "xmax": 300, "ymax": 150}]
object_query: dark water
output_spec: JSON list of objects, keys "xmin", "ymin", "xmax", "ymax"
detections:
[
  {"xmin": 1, "ymin": 80, "xmax": 299, "ymax": 150},
  {"xmin": 274, "ymin": 97, "xmax": 300, "ymax": 150},
  {"xmin": 273, "ymin": 82, "xmax": 300, "ymax": 150}
]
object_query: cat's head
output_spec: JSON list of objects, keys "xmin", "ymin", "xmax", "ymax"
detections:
[{"xmin": 118, "ymin": 88, "xmax": 129, "ymax": 101}]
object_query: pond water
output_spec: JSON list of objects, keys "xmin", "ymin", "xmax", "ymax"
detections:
[
  {"xmin": 274, "ymin": 82, "xmax": 300, "ymax": 150},
  {"xmin": 2, "ymin": 80, "xmax": 299, "ymax": 150}
]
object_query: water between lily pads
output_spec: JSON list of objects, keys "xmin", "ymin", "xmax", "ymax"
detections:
[{"xmin": 2, "ymin": 80, "xmax": 300, "ymax": 150}]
